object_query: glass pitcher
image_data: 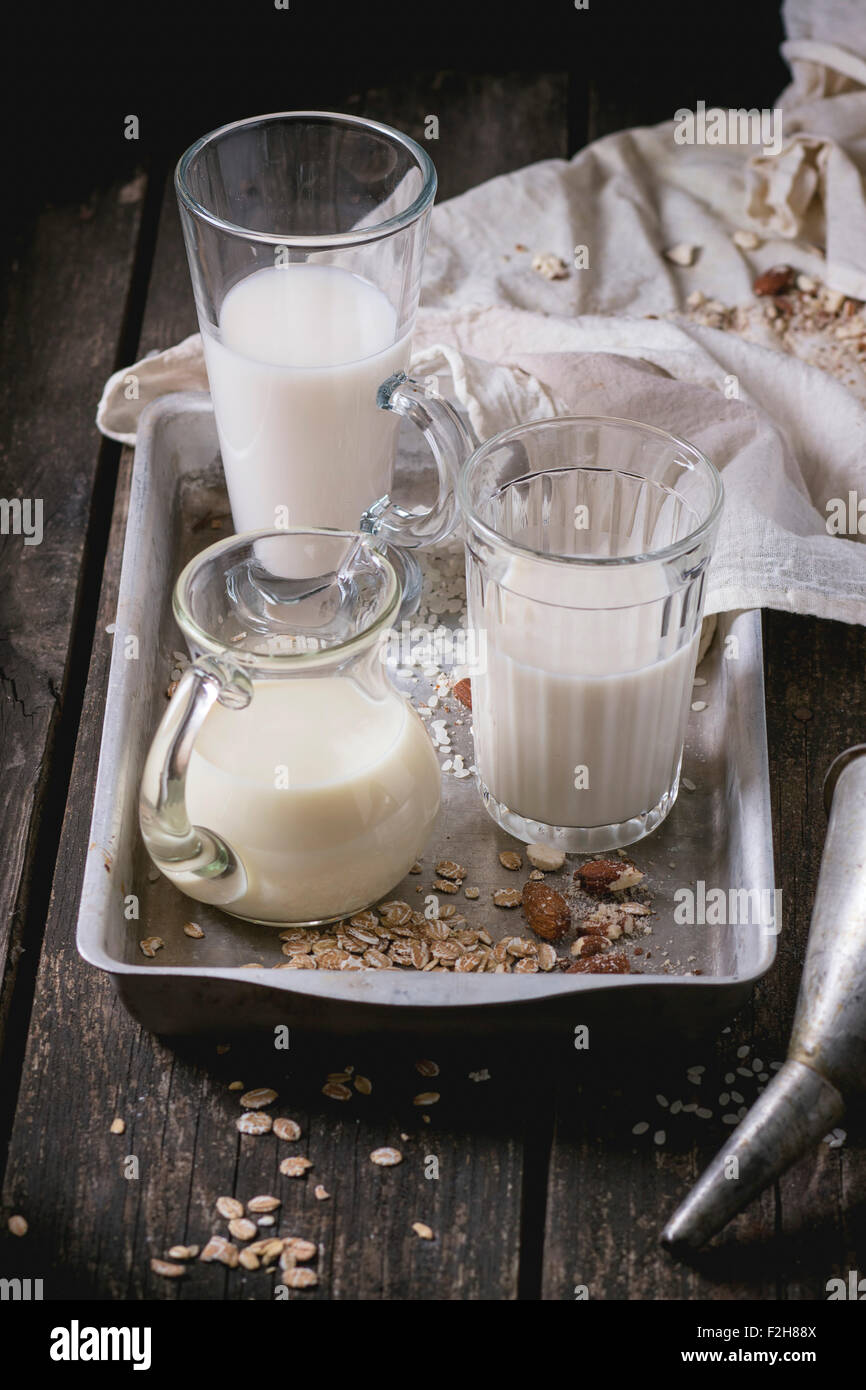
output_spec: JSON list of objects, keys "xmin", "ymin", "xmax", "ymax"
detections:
[{"xmin": 139, "ymin": 529, "xmax": 441, "ymax": 925}]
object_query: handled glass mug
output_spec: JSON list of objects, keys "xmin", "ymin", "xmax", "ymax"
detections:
[
  {"xmin": 459, "ymin": 416, "xmax": 724, "ymax": 852},
  {"xmin": 176, "ymin": 111, "xmax": 472, "ymax": 610},
  {"xmin": 139, "ymin": 529, "xmax": 441, "ymax": 925}
]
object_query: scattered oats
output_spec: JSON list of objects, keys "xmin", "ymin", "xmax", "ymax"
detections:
[
  {"xmin": 664, "ymin": 242, "xmax": 698, "ymax": 267},
  {"xmin": 493, "ymin": 889, "xmax": 522, "ymax": 908},
  {"xmin": 280, "ymin": 1156, "xmax": 313, "ymax": 1177},
  {"xmin": 464, "ymin": 886, "xmax": 480, "ymax": 899},
  {"xmin": 731, "ymin": 1090, "xmax": 745, "ymax": 1105},
  {"xmin": 282, "ymin": 1267, "xmax": 318, "ymax": 1289},
  {"xmin": 139, "ymin": 936, "xmax": 164, "ymax": 958},
  {"xmin": 725, "ymin": 1072, "xmax": 736, "ymax": 1084},
  {"xmin": 150, "ymin": 1258, "xmax": 186, "ymax": 1278},
  {"xmin": 537, "ymin": 942, "xmax": 557, "ymax": 971},
  {"xmin": 752, "ymin": 1058, "xmax": 764, "ymax": 1072},
  {"xmin": 412, "ymin": 1222, "xmax": 434, "ymax": 1240},
  {"xmin": 796, "ymin": 273, "xmax": 817, "ymax": 292},
  {"xmin": 654, "ymin": 1130, "xmax": 666, "ymax": 1145},
  {"xmin": 257, "ymin": 1216, "xmax": 275, "ymax": 1227},
  {"xmin": 322, "ymin": 1081, "xmax": 352, "ymax": 1102},
  {"xmin": 314, "ymin": 1185, "xmax": 330, "ymax": 1201},
  {"xmin": 670, "ymin": 1100, "xmax": 683, "ymax": 1115},
  {"xmin": 183, "ymin": 921, "xmax": 205, "ymax": 938},
  {"xmin": 167, "ymin": 1245, "xmax": 198, "ymax": 1260},
  {"xmin": 228, "ymin": 1081, "xmax": 244, "ymax": 1092},
  {"xmin": 529, "ymin": 869, "xmax": 544, "ymax": 881},
  {"xmin": 249, "ymin": 1238, "xmax": 284, "ymax": 1262},
  {"xmin": 435, "ymin": 859, "xmax": 466, "ymax": 881},
  {"xmin": 770, "ymin": 1061, "xmax": 783, "ymax": 1071},
  {"xmin": 499, "ymin": 850, "xmax": 522, "ymax": 870},
  {"xmin": 240, "ymin": 1087, "xmax": 277, "ymax": 1109},
  {"xmin": 237, "ymin": 1112, "xmax": 273, "ymax": 1135},
  {"xmin": 283, "ymin": 1238, "xmax": 317, "ymax": 1262},
  {"xmin": 685, "ymin": 289, "xmax": 706, "ymax": 308},
  {"xmin": 722, "ymin": 1114, "xmax": 739, "ymax": 1126},
  {"xmin": 370, "ymin": 1146, "xmax": 403, "ymax": 1166},
  {"xmin": 200, "ymin": 1236, "xmax": 238, "ymax": 1266},
  {"xmin": 229, "ymin": 1218, "xmax": 257, "ymax": 1242},
  {"xmin": 736, "ymin": 1044, "xmax": 750, "ymax": 1058},
  {"xmin": 681, "ymin": 777, "xmax": 696, "ymax": 792},
  {"xmin": 409, "ymin": 862, "xmax": 423, "ymax": 874},
  {"xmin": 239, "ymin": 1249, "xmax": 260, "ymax": 1270},
  {"xmin": 273, "ymin": 1117, "xmax": 302, "ymax": 1141},
  {"xmin": 216, "ymin": 1044, "xmax": 230, "ymax": 1054},
  {"xmin": 415, "ymin": 1059, "xmax": 440, "ymax": 1077},
  {"xmin": 759, "ymin": 1072, "xmax": 769, "ymax": 1082},
  {"xmin": 691, "ymin": 701, "xmax": 707, "ymax": 712},
  {"xmin": 354, "ymin": 1075, "xmax": 372, "ymax": 1095},
  {"xmin": 469, "ymin": 1069, "xmax": 490, "ymax": 1082},
  {"xmin": 682, "ymin": 1103, "xmax": 698, "ymax": 1113},
  {"xmin": 216, "ymin": 1196, "xmax": 244, "ymax": 1220},
  {"xmin": 824, "ymin": 1128, "xmax": 847, "ymax": 1149},
  {"xmin": 656, "ymin": 1094, "xmax": 669, "ymax": 1108},
  {"xmin": 737, "ymin": 1067, "xmax": 753, "ymax": 1079},
  {"xmin": 110, "ymin": 1117, "xmax": 125, "ymax": 1135},
  {"xmin": 8, "ymin": 1215, "xmax": 27, "ymax": 1237},
  {"xmin": 433, "ymin": 878, "xmax": 459, "ymax": 894},
  {"xmin": 719, "ymin": 1092, "xmax": 730, "ymax": 1106},
  {"xmin": 247, "ymin": 1195, "xmax": 281, "ymax": 1213},
  {"xmin": 413, "ymin": 1092, "xmax": 440, "ymax": 1107},
  {"xmin": 632, "ymin": 1122, "xmax": 649, "ymax": 1135},
  {"xmin": 696, "ymin": 1107, "xmax": 713, "ymax": 1119}
]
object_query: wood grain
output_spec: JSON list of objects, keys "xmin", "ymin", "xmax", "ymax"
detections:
[{"xmin": 0, "ymin": 182, "xmax": 145, "ymax": 1064}]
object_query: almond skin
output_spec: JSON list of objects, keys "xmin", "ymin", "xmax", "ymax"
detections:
[
  {"xmin": 566, "ymin": 951, "xmax": 631, "ymax": 975},
  {"xmin": 453, "ymin": 678, "xmax": 472, "ymax": 710},
  {"xmin": 575, "ymin": 859, "xmax": 644, "ymax": 895},
  {"xmin": 753, "ymin": 265, "xmax": 795, "ymax": 296},
  {"xmin": 522, "ymin": 880, "xmax": 570, "ymax": 941}
]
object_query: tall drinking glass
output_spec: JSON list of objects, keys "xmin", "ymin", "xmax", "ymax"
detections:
[
  {"xmin": 459, "ymin": 416, "xmax": 724, "ymax": 852},
  {"xmin": 176, "ymin": 111, "xmax": 471, "ymax": 608}
]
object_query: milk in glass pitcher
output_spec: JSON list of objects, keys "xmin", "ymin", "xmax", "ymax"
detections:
[{"xmin": 139, "ymin": 529, "xmax": 440, "ymax": 925}]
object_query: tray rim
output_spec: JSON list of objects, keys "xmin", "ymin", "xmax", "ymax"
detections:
[{"xmin": 76, "ymin": 390, "xmax": 778, "ymax": 1015}]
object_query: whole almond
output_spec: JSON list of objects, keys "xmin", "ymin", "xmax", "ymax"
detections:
[
  {"xmin": 753, "ymin": 264, "xmax": 794, "ymax": 296},
  {"xmin": 522, "ymin": 880, "xmax": 570, "ymax": 941}
]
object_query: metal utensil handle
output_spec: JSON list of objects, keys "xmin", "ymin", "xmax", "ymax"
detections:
[
  {"xmin": 362, "ymin": 373, "xmax": 473, "ymax": 548},
  {"xmin": 138, "ymin": 658, "xmax": 252, "ymax": 906},
  {"xmin": 789, "ymin": 744, "xmax": 866, "ymax": 1093}
]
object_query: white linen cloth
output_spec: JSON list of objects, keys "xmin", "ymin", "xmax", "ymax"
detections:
[{"xmin": 96, "ymin": 0, "xmax": 866, "ymax": 625}]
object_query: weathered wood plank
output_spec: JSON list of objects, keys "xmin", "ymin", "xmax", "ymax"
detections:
[{"xmin": 0, "ymin": 181, "xmax": 146, "ymax": 1065}]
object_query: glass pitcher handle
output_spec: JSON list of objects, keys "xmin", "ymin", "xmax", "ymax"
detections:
[
  {"xmin": 139, "ymin": 657, "xmax": 252, "ymax": 906},
  {"xmin": 362, "ymin": 372, "xmax": 475, "ymax": 548}
]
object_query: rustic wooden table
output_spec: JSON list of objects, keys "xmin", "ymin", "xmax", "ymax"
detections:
[{"xmin": 1, "ymin": 66, "xmax": 864, "ymax": 1301}]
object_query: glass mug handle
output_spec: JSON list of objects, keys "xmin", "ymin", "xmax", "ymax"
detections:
[
  {"xmin": 361, "ymin": 372, "xmax": 475, "ymax": 548},
  {"xmin": 139, "ymin": 657, "xmax": 252, "ymax": 907}
]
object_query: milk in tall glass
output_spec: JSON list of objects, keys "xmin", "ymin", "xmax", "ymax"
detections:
[{"xmin": 202, "ymin": 264, "xmax": 410, "ymax": 532}]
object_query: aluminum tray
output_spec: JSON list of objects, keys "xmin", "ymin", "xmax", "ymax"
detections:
[{"xmin": 77, "ymin": 392, "xmax": 777, "ymax": 1035}]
